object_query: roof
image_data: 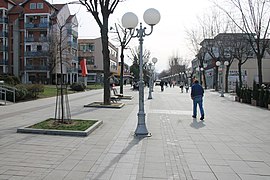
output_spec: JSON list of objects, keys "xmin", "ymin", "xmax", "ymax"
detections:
[
  {"xmin": 66, "ymin": 14, "xmax": 75, "ymax": 23},
  {"xmin": 7, "ymin": 0, "xmax": 17, "ymax": 5},
  {"xmin": 52, "ymin": 4, "xmax": 65, "ymax": 11},
  {"xmin": 20, "ymin": 0, "xmax": 57, "ymax": 9},
  {"xmin": 7, "ymin": 3, "xmax": 24, "ymax": 14},
  {"xmin": 12, "ymin": 0, "xmax": 27, "ymax": 5}
]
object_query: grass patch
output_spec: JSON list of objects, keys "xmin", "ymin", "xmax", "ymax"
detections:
[
  {"xmin": 86, "ymin": 83, "xmax": 103, "ymax": 90},
  {"xmin": 84, "ymin": 101, "xmax": 124, "ymax": 108},
  {"xmin": 38, "ymin": 84, "xmax": 103, "ymax": 99},
  {"xmin": 29, "ymin": 118, "xmax": 97, "ymax": 131}
]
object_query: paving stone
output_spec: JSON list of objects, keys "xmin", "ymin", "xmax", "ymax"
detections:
[{"xmin": 0, "ymin": 87, "xmax": 269, "ymax": 179}]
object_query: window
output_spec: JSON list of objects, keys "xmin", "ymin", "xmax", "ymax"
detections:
[
  {"xmin": 87, "ymin": 44, "xmax": 95, "ymax": 51},
  {"xmin": 26, "ymin": 45, "xmax": 31, "ymax": 52},
  {"xmin": 87, "ymin": 56, "xmax": 95, "ymax": 65},
  {"xmin": 28, "ymin": 31, "xmax": 34, "ymax": 37},
  {"xmin": 30, "ymin": 3, "xmax": 36, "ymax": 9},
  {"xmin": 40, "ymin": 16, "xmax": 47, "ymax": 23},
  {"xmin": 37, "ymin": 3, "xmax": 43, "ymax": 9},
  {"xmin": 80, "ymin": 45, "xmax": 85, "ymax": 51},
  {"xmin": 40, "ymin": 31, "xmax": 47, "ymax": 37},
  {"xmin": 37, "ymin": 45, "xmax": 42, "ymax": 51}
]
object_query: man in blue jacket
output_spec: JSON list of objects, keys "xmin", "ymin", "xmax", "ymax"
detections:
[{"xmin": 191, "ymin": 80, "xmax": 205, "ymax": 120}]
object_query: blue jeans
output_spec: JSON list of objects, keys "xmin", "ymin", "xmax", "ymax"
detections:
[{"xmin": 193, "ymin": 96, "xmax": 204, "ymax": 117}]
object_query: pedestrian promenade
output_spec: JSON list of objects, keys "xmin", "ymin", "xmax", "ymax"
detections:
[{"xmin": 0, "ymin": 85, "xmax": 270, "ymax": 180}]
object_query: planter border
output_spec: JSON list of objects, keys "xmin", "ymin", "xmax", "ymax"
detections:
[{"xmin": 17, "ymin": 120, "xmax": 103, "ymax": 137}]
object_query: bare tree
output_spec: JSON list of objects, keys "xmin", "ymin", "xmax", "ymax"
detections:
[
  {"xmin": 51, "ymin": 13, "xmax": 78, "ymax": 122},
  {"xmin": 79, "ymin": 0, "xmax": 123, "ymax": 105},
  {"xmin": 232, "ymin": 34, "xmax": 253, "ymax": 88},
  {"xmin": 110, "ymin": 23, "xmax": 132, "ymax": 94},
  {"xmin": 218, "ymin": 0, "xmax": 270, "ymax": 86},
  {"xmin": 198, "ymin": 9, "xmax": 230, "ymax": 91},
  {"xmin": 129, "ymin": 46, "xmax": 151, "ymax": 83}
]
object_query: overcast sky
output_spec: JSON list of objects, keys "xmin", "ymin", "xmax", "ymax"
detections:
[{"xmin": 50, "ymin": 0, "xmax": 215, "ymax": 72}]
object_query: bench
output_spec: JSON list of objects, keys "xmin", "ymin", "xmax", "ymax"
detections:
[
  {"xmin": 110, "ymin": 87, "xmax": 121, "ymax": 103},
  {"xmin": 110, "ymin": 96, "xmax": 120, "ymax": 103},
  {"xmin": 112, "ymin": 88, "xmax": 123, "ymax": 98}
]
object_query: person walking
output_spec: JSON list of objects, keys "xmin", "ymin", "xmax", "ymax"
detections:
[
  {"xmin": 191, "ymin": 80, "xmax": 205, "ymax": 120},
  {"xmin": 160, "ymin": 80, "xmax": 164, "ymax": 92},
  {"xmin": 179, "ymin": 81, "xmax": 184, "ymax": 93}
]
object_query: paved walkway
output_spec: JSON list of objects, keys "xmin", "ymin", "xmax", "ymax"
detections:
[{"xmin": 0, "ymin": 85, "xmax": 270, "ymax": 180}]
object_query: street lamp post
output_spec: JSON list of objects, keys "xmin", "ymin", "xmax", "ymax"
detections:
[
  {"xmin": 122, "ymin": 8, "xmax": 161, "ymax": 136},
  {"xmin": 216, "ymin": 61, "xmax": 229, "ymax": 97}
]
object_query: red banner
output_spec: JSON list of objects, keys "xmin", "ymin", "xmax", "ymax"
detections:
[{"xmin": 80, "ymin": 59, "xmax": 88, "ymax": 77}]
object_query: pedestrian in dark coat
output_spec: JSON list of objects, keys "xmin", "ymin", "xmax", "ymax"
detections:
[{"xmin": 191, "ymin": 80, "xmax": 205, "ymax": 120}]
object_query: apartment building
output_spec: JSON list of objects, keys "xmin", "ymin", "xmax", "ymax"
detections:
[
  {"xmin": 51, "ymin": 4, "xmax": 78, "ymax": 84},
  {"xmin": 0, "ymin": 0, "xmax": 14, "ymax": 74},
  {"xmin": 193, "ymin": 33, "xmax": 270, "ymax": 90},
  {"xmin": 78, "ymin": 38, "xmax": 118, "ymax": 83},
  {"xmin": 1, "ymin": 0, "xmax": 78, "ymax": 84}
]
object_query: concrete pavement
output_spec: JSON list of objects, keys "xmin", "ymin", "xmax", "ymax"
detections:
[{"xmin": 0, "ymin": 85, "xmax": 270, "ymax": 180}]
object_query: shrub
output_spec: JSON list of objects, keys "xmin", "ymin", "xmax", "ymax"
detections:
[
  {"xmin": 236, "ymin": 81, "xmax": 241, "ymax": 97},
  {"xmin": 264, "ymin": 89, "xmax": 269, "ymax": 107},
  {"xmin": 252, "ymin": 80, "xmax": 259, "ymax": 101},
  {"xmin": 0, "ymin": 75, "xmax": 20, "ymax": 85},
  {"xmin": 70, "ymin": 82, "xmax": 86, "ymax": 91},
  {"xmin": 14, "ymin": 84, "xmax": 28, "ymax": 101},
  {"xmin": 259, "ymin": 87, "xmax": 265, "ymax": 107},
  {"xmin": 25, "ymin": 84, "xmax": 45, "ymax": 98},
  {"xmin": 246, "ymin": 88, "xmax": 252, "ymax": 104}
]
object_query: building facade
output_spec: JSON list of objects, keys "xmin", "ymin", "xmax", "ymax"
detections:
[
  {"xmin": 78, "ymin": 38, "xmax": 118, "ymax": 84},
  {"xmin": 1, "ymin": 0, "xmax": 78, "ymax": 84},
  {"xmin": 194, "ymin": 33, "xmax": 270, "ymax": 91},
  {"xmin": 0, "ymin": 0, "xmax": 14, "ymax": 75}
]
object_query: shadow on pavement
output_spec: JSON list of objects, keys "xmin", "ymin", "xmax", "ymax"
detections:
[
  {"xmin": 190, "ymin": 118, "xmax": 205, "ymax": 129},
  {"xmin": 93, "ymin": 136, "xmax": 145, "ymax": 179}
]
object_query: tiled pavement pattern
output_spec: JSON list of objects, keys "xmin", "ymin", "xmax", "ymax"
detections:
[{"xmin": 0, "ymin": 86, "xmax": 270, "ymax": 180}]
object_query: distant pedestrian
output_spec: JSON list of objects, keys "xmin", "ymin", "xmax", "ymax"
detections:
[
  {"xmin": 179, "ymin": 81, "xmax": 184, "ymax": 93},
  {"xmin": 160, "ymin": 80, "xmax": 164, "ymax": 92},
  {"xmin": 191, "ymin": 80, "xmax": 205, "ymax": 120}
]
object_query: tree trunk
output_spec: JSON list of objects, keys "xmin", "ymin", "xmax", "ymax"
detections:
[
  {"xmin": 120, "ymin": 46, "xmax": 124, "ymax": 94},
  {"xmin": 238, "ymin": 61, "xmax": 242, "ymax": 88},
  {"xmin": 101, "ymin": 17, "xmax": 111, "ymax": 105},
  {"xmin": 257, "ymin": 56, "xmax": 263, "ymax": 86},
  {"xmin": 202, "ymin": 70, "xmax": 207, "ymax": 89}
]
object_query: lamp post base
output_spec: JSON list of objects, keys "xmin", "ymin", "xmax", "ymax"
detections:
[
  {"xmin": 134, "ymin": 133, "xmax": 152, "ymax": 137},
  {"xmin": 135, "ymin": 113, "xmax": 150, "ymax": 136}
]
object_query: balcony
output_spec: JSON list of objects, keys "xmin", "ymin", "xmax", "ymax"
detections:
[
  {"xmin": 67, "ymin": 67, "xmax": 78, "ymax": 73},
  {"xmin": 0, "ymin": 31, "xmax": 8, "ymax": 38},
  {"xmin": 0, "ymin": 17, "xmax": 8, "ymax": 23},
  {"xmin": 0, "ymin": 45, "xmax": 8, "ymax": 52},
  {"xmin": 67, "ymin": 29, "xmax": 78, "ymax": 37},
  {"xmin": 25, "ymin": 23, "xmax": 49, "ymax": 29},
  {"xmin": 25, "ymin": 37, "xmax": 48, "ymax": 42},
  {"xmin": 24, "ymin": 51, "xmax": 49, "ymax": 57},
  {"xmin": 0, "ymin": 59, "xmax": 8, "ymax": 65},
  {"xmin": 68, "ymin": 41, "xmax": 78, "ymax": 49},
  {"xmin": 25, "ymin": 65, "xmax": 49, "ymax": 71}
]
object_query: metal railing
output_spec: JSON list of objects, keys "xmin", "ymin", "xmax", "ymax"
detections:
[{"xmin": 0, "ymin": 84, "xmax": 16, "ymax": 105}]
